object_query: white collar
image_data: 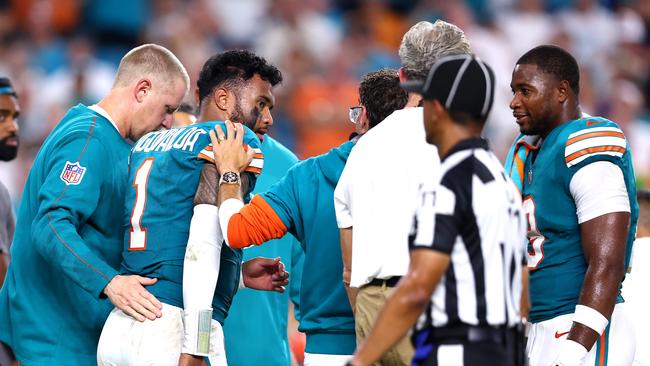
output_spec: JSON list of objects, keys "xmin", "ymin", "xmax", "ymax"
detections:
[{"xmin": 89, "ymin": 104, "xmax": 120, "ymax": 134}]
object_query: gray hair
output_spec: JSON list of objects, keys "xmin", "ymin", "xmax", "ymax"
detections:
[
  {"xmin": 114, "ymin": 44, "xmax": 190, "ymax": 94},
  {"xmin": 398, "ymin": 20, "xmax": 471, "ymax": 81}
]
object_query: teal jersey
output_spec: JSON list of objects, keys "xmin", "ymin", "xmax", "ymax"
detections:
[
  {"xmin": 0, "ymin": 104, "xmax": 131, "ymax": 365},
  {"xmin": 519, "ymin": 117, "xmax": 638, "ymax": 323},
  {"xmin": 260, "ymin": 141, "xmax": 356, "ymax": 355},
  {"xmin": 224, "ymin": 136, "xmax": 304, "ymax": 366},
  {"xmin": 120, "ymin": 121, "xmax": 262, "ymax": 323}
]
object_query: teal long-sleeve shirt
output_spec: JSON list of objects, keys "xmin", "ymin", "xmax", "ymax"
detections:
[
  {"xmin": 259, "ymin": 141, "xmax": 356, "ymax": 355},
  {"xmin": 224, "ymin": 136, "xmax": 303, "ymax": 366},
  {"xmin": 0, "ymin": 104, "xmax": 131, "ymax": 366}
]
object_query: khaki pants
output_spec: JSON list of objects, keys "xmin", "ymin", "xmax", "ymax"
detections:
[{"xmin": 356, "ymin": 283, "xmax": 414, "ymax": 366}]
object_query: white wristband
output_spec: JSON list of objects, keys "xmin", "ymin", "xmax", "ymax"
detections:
[
  {"xmin": 573, "ymin": 305, "xmax": 608, "ymax": 336},
  {"xmin": 553, "ymin": 339, "xmax": 588, "ymax": 366},
  {"xmin": 219, "ymin": 198, "xmax": 244, "ymax": 247},
  {"xmin": 182, "ymin": 309, "xmax": 213, "ymax": 356}
]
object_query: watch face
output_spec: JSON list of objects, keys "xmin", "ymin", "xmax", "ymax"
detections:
[{"xmin": 222, "ymin": 171, "xmax": 239, "ymax": 183}]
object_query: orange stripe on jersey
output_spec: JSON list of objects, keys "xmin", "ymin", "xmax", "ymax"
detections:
[
  {"xmin": 204, "ymin": 145, "xmax": 213, "ymax": 151},
  {"xmin": 245, "ymin": 166, "xmax": 262, "ymax": 174},
  {"xmin": 253, "ymin": 153, "xmax": 264, "ymax": 159},
  {"xmin": 198, "ymin": 153, "xmax": 214, "ymax": 162},
  {"xmin": 515, "ymin": 153, "xmax": 525, "ymax": 184},
  {"xmin": 566, "ymin": 131, "xmax": 625, "ymax": 146},
  {"xmin": 598, "ymin": 332, "xmax": 606, "ymax": 366},
  {"xmin": 565, "ymin": 145, "xmax": 626, "ymax": 164},
  {"xmin": 518, "ymin": 139, "xmax": 540, "ymax": 151},
  {"xmin": 227, "ymin": 195, "xmax": 288, "ymax": 249}
]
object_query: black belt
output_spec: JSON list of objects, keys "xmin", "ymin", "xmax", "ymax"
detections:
[
  {"xmin": 411, "ymin": 325, "xmax": 527, "ymax": 365},
  {"xmin": 366, "ymin": 276, "xmax": 402, "ymax": 287},
  {"xmin": 430, "ymin": 325, "xmax": 513, "ymax": 344}
]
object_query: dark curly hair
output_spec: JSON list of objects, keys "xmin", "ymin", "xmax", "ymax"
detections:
[
  {"xmin": 517, "ymin": 45, "xmax": 580, "ymax": 95},
  {"xmin": 197, "ymin": 50, "xmax": 282, "ymax": 108},
  {"xmin": 359, "ymin": 69, "xmax": 408, "ymax": 128}
]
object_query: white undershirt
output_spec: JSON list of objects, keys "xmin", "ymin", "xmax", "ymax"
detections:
[{"xmin": 569, "ymin": 161, "xmax": 630, "ymax": 223}]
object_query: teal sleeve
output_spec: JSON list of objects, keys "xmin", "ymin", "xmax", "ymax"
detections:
[
  {"xmin": 289, "ymin": 238, "xmax": 304, "ymax": 321},
  {"xmin": 260, "ymin": 167, "xmax": 301, "ymax": 235},
  {"xmin": 31, "ymin": 132, "xmax": 119, "ymax": 298}
]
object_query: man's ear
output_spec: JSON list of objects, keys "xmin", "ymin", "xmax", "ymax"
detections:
[
  {"xmin": 432, "ymin": 99, "xmax": 446, "ymax": 118},
  {"xmin": 398, "ymin": 68, "xmax": 407, "ymax": 83},
  {"xmin": 194, "ymin": 88, "xmax": 200, "ymax": 108},
  {"xmin": 433, "ymin": 99, "xmax": 447, "ymax": 113},
  {"xmin": 557, "ymin": 80, "xmax": 570, "ymax": 104},
  {"xmin": 213, "ymin": 87, "xmax": 229, "ymax": 111},
  {"xmin": 359, "ymin": 106, "xmax": 370, "ymax": 134},
  {"xmin": 134, "ymin": 79, "xmax": 152, "ymax": 103}
]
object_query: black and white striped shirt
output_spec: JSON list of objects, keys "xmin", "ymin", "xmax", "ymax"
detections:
[{"xmin": 410, "ymin": 138, "xmax": 526, "ymax": 330}]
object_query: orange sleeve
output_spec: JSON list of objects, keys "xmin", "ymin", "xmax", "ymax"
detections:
[{"xmin": 227, "ymin": 195, "xmax": 288, "ymax": 249}]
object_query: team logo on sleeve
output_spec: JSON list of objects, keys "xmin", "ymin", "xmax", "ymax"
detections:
[{"xmin": 60, "ymin": 161, "xmax": 87, "ymax": 185}]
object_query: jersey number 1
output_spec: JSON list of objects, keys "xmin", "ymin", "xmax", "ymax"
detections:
[
  {"xmin": 523, "ymin": 196, "xmax": 545, "ymax": 269},
  {"xmin": 129, "ymin": 158, "xmax": 154, "ymax": 250}
]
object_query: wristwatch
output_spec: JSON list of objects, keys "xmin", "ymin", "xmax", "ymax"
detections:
[{"xmin": 219, "ymin": 171, "xmax": 240, "ymax": 185}]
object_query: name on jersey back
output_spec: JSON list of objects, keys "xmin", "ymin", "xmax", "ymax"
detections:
[{"xmin": 133, "ymin": 127, "xmax": 206, "ymax": 154}]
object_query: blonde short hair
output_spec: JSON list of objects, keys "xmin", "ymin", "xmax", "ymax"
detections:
[
  {"xmin": 113, "ymin": 44, "xmax": 189, "ymax": 93},
  {"xmin": 398, "ymin": 20, "xmax": 471, "ymax": 81}
]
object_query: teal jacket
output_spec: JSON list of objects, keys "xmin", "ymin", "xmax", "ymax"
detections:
[
  {"xmin": 259, "ymin": 141, "xmax": 356, "ymax": 355},
  {"xmin": 0, "ymin": 104, "xmax": 131, "ymax": 365},
  {"xmin": 223, "ymin": 136, "xmax": 304, "ymax": 366}
]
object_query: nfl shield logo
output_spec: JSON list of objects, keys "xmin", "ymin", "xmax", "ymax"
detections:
[{"xmin": 60, "ymin": 161, "xmax": 87, "ymax": 185}]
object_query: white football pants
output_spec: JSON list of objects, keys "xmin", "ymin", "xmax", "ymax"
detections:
[
  {"xmin": 526, "ymin": 303, "xmax": 635, "ymax": 366},
  {"xmin": 97, "ymin": 303, "xmax": 227, "ymax": 366}
]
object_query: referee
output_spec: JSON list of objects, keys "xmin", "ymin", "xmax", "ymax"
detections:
[{"xmin": 347, "ymin": 54, "xmax": 527, "ymax": 366}]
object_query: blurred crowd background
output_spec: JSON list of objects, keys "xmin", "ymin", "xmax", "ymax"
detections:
[{"xmin": 1, "ymin": 0, "xmax": 650, "ymax": 204}]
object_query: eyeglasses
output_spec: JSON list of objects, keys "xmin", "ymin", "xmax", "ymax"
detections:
[{"xmin": 348, "ymin": 106, "xmax": 362, "ymax": 124}]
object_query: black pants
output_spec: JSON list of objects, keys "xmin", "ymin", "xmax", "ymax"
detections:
[{"xmin": 410, "ymin": 326, "xmax": 525, "ymax": 366}]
